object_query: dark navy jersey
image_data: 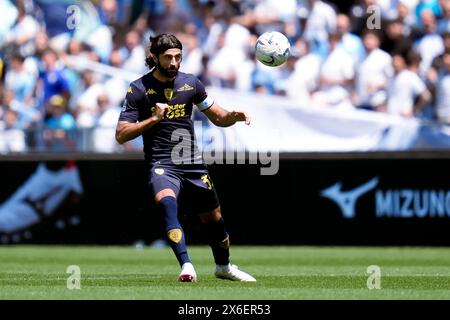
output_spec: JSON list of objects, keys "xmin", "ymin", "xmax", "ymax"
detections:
[{"xmin": 119, "ymin": 71, "xmax": 214, "ymax": 163}]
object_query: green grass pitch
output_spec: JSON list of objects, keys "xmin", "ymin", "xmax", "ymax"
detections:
[{"xmin": 0, "ymin": 246, "xmax": 449, "ymax": 299}]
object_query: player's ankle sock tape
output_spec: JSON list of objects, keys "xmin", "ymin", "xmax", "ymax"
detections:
[
  {"xmin": 158, "ymin": 196, "xmax": 191, "ymax": 266},
  {"xmin": 204, "ymin": 218, "xmax": 228, "ymax": 243},
  {"xmin": 203, "ymin": 218, "xmax": 230, "ymax": 265}
]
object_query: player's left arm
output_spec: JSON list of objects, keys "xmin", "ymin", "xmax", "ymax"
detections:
[
  {"xmin": 192, "ymin": 77, "xmax": 250, "ymax": 127},
  {"xmin": 203, "ymin": 102, "xmax": 251, "ymax": 127}
]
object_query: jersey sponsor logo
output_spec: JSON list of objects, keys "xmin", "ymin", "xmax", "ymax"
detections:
[
  {"xmin": 177, "ymin": 84, "xmax": 194, "ymax": 92},
  {"xmin": 164, "ymin": 88, "xmax": 174, "ymax": 101},
  {"xmin": 151, "ymin": 104, "xmax": 186, "ymax": 119},
  {"xmin": 166, "ymin": 104, "xmax": 186, "ymax": 119},
  {"xmin": 121, "ymin": 99, "xmax": 127, "ymax": 112},
  {"xmin": 127, "ymin": 87, "xmax": 133, "ymax": 94},
  {"xmin": 146, "ymin": 88, "xmax": 157, "ymax": 95},
  {"xmin": 167, "ymin": 228, "xmax": 182, "ymax": 244},
  {"xmin": 201, "ymin": 174, "xmax": 213, "ymax": 190},
  {"xmin": 155, "ymin": 168, "xmax": 164, "ymax": 175}
]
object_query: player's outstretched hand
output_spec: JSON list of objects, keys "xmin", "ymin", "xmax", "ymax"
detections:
[
  {"xmin": 154, "ymin": 103, "xmax": 170, "ymax": 120},
  {"xmin": 232, "ymin": 111, "xmax": 251, "ymax": 125}
]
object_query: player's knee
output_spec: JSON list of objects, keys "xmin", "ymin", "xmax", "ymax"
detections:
[
  {"xmin": 155, "ymin": 189, "xmax": 177, "ymax": 203},
  {"xmin": 166, "ymin": 228, "xmax": 183, "ymax": 244},
  {"xmin": 199, "ymin": 207, "xmax": 222, "ymax": 223}
]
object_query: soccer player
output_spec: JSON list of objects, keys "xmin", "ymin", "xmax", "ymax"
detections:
[{"xmin": 115, "ymin": 34, "xmax": 256, "ymax": 282}]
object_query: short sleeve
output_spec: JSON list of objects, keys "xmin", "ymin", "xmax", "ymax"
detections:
[
  {"xmin": 192, "ymin": 78, "xmax": 214, "ymax": 111},
  {"xmin": 119, "ymin": 83, "xmax": 143, "ymax": 123}
]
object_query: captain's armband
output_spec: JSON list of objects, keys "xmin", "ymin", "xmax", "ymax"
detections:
[{"xmin": 196, "ymin": 96, "xmax": 214, "ymax": 111}]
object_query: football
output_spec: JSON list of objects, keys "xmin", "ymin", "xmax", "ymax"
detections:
[{"xmin": 255, "ymin": 31, "xmax": 291, "ymax": 67}]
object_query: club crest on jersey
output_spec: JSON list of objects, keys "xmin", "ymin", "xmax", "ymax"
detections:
[
  {"xmin": 177, "ymin": 84, "xmax": 194, "ymax": 92},
  {"xmin": 155, "ymin": 168, "xmax": 165, "ymax": 175},
  {"xmin": 164, "ymin": 88, "xmax": 174, "ymax": 101}
]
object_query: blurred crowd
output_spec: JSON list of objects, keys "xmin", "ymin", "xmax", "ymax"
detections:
[{"xmin": 1, "ymin": 0, "xmax": 450, "ymax": 153}]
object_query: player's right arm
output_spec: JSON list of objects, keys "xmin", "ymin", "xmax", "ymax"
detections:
[
  {"xmin": 115, "ymin": 83, "xmax": 170, "ymax": 144},
  {"xmin": 116, "ymin": 103, "xmax": 168, "ymax": 144}
]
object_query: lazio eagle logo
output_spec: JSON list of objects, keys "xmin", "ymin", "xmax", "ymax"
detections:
[{"xmin": 164, "ymin": 88, "xmax": 174, "ymax": 101}]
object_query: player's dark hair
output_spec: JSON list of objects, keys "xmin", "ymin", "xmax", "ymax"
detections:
[{"xmin": 145, "ymin": 34, "xmax": 183, "ymax": 69}]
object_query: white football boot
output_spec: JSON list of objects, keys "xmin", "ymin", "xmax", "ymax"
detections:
[
  {"xmin": 178, "ymin": 262, "xmax": 197, "ymax": 282},
  {"xmin": 215, "ymin": 264, "xmax": 256, "ymax": 282}
]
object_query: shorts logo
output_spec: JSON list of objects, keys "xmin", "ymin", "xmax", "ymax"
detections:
[
  {"xmin": 167, "ymin": 228, "xmax": 182, "ymax": 244},
  {"xmin": 155, "ymin": 168, "xmax": 165, "ymax": 175},
  {"xmin": 201, "ymin": 174, "xmax": 213, "ymax": 190},
  {"xmin": 177, "ymin": 84, "xmax": 194, "ymax": 92},
  {"xmin": 164, "ymin": 88, "xmax": 174, "ymax": 101}
]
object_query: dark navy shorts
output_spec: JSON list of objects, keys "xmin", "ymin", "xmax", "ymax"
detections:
[{"xmin": 147, "ymin": 161, "xmax": 220, "ymax": 214}]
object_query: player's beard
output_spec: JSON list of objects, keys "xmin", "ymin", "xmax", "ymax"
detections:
[{"xmin": 157, "ymin": 60, "xmax": 179, "ymax": 78}]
